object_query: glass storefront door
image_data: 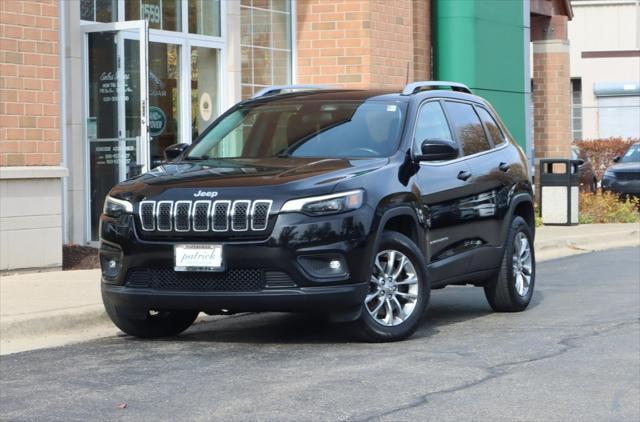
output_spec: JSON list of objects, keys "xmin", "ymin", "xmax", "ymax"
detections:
[
  {"xmin": 81, "ymin": 17, "xmax": 224, "ymax": 242},
  {"xmin": 83, "ymin": 21, "xmax": 149, "ymax": 240}
]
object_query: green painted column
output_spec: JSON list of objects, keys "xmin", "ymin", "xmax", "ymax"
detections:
[{"xmin": 433, "ymin": 0, "xmax": 531, "ymax": 156}]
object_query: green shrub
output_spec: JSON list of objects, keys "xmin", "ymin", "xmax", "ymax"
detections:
[{"xmin": 579, "ymin": 192, "xmax": 640, "ymax": 224}]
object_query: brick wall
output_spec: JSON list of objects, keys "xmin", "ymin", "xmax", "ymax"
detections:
[
  {"xmin": 412, "ymin": 0, "xmax": 430, "ymax": 81},
  {"xmin": 296, "ymin": 0, "xmax": 431, "ymax": 89},
  {"xmin": 0, "ymin": 0, "xmax": 60, "ymax": 166},
  {"xmin": 532, "ymin": 42, "xmax": 572, "ymax": 159}
]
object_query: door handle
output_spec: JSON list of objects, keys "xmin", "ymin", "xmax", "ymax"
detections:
[
  {"xmin": 457, "ymin": 170, "xmax": 472, "ymax": 181},
  {"xmin": 499, "ymin": 162, "xmax": 511, "ymax": 172}
]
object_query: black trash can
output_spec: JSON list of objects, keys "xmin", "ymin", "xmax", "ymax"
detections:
[{"xmin": 539, "ymin": 159, "xmax": 582, "ymax": 226}]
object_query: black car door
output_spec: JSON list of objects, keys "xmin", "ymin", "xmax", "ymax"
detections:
[
  {"xmin": 413, "ymin": 100, "xmax": 476, "ymax": 281},
  {"xmin": 442, "ymin": 101, "xmax": 512, "ymax": 273}
]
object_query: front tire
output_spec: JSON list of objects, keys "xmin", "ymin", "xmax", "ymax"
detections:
[
  {"xmin": 103, "ymin": 291, "xmax": 199, "ymax": 338},
  {"xmin": 484, "ymin": 216, "xmax": 536, "ymax": 312},
  {"xmin": 354, "ymin": 231, "xmax": 430, "ymax": 342}
]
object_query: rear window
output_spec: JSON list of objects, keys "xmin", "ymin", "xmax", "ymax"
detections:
[
  {"xmin": 476, "ymin": 107, "xmax": 505, "ymax": 146},
  {"xmin": 187, "ymin": 100, "xmax": 406, "ymax": 159}
]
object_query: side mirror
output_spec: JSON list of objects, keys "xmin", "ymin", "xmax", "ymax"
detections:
[
  {"xmin": 164, "ymin": 143, "xmax": 189, "ymax": 161},
  {"xmin": 416, "ymin": 139, "xmax": 459, "ymax": 161},
  {"xmin": 613, "ymin": 156, "xmax": 621, "ymax": 163}
]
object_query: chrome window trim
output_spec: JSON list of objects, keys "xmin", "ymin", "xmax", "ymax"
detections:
[
  {"xmin": 156, "ymin": 200, "xmax": 174, "ymax": 232},
  {"xmin": 192, "ymin": 200, "xmax": 211, "ymax": 232},
  {"xmin": 139, "ymin": 200, "xmax": 156, "ymax": 231},
  {"xmin": 250, "ymin": 200, "xmax": 273, "ymax": 231},
  {"xmin": 173, "ymin": 200, "xmax": 192, "ymax": 232},
  {"xmin": 212, "ymin": 200, "xmax": 231, "ymax": 232},
  {"xmin": 231, "ymin": 200, "xmax": 251, "ymax": 232}
]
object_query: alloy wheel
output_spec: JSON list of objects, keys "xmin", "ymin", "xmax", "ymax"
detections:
[
  {"xmin": 365, "ymin": 250, "xmax": 419, "ymax": 326},
  {"xmin": 512, "ymin": 232, "xmax": 533, "ymax": 297}
]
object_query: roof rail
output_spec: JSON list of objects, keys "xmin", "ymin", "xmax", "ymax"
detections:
[
  {"xmin": 401, "ymin": 81, "xmax": 472, "ymax": 96},
  {"xmin": 251, "ymin": 84, "xmax": 336, "ymax": 99}
]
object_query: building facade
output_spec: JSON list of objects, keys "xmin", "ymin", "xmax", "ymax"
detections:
[
  {"xmin": 568, "ymin": 0, "xmax": 640, "ymax": 141},
  {"xmin": 0, "ymin": 0, "xmax": 573, "ymax": 272}
]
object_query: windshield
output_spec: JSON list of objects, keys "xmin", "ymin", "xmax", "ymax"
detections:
[
  {"xmin": 620, "ymin": 144, "xmax": 640, "ymax": 163},
  {"xmin": 186, "ymin": 100, "xmax": 406, "ymax": 159}
]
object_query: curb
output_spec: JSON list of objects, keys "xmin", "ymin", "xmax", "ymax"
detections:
[
  {"xmin": 1, "ymin": 305, "xmax": 110, "ymax": 341},
  {"xmin": 535, "ymin": 227, "xmax": 639, "ymax": 261}
]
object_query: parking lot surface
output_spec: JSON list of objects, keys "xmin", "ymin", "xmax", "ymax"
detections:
[{"xmin": 1, "ymin": 247, "xmax": 639, "ymax": 421}]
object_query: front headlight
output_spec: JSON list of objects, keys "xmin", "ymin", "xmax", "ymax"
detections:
[
  {"xmin": 281, "ymin": 190, "xmax": 364, "ymax": 216},
  {"xmin": 103, "ymin": 195, "xmax": 133, "ymax": 217}
]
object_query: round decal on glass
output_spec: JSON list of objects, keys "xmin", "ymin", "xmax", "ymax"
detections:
[
  {"xmin": 199, "ymin": 93, "xmax": 213, "ymax": 122},
  {"xmin": 149, "ymin": 106, "xmax": 167, "ymax": 137}
]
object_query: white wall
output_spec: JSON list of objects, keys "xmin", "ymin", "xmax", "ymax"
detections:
[{"xmin": 569, "ymin": 0, "xmax": 640, "ymax": 139}]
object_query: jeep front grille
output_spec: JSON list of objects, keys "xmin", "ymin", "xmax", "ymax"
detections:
[{"xmin": 138, "ymin": 199, "xmax": 272, "ymax": 233}]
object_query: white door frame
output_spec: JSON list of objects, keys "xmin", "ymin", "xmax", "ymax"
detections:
[{"xmin": 81, "ymin": 20, "xmax": 149, "ymax": 242}]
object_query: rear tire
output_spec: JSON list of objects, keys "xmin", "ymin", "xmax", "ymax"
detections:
[
  {"xmin": 354, "ymin": 231, "xmax": 430, "ymax": 342},
  {"xmin": 103, "ymin": 291, "xmax": 198, "ymax": 338},
  {"xmin": 484, "ymin": 216, "xmax": 535, "ymax": 312}
]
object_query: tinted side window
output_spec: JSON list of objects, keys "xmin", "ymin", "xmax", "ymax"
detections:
[
  {"xmin": 444, "ymin": 101, "xmax": 491, "ymax": 156},
  {"xmin": 414, "ymin": 101, "xmax": 453, "ymax": 150},
  {"xmin": 476, "ymin": 107, "xmax": 505, "ymax": 146}
]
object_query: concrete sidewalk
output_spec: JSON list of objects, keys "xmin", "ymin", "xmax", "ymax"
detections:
[{"xmin": 1, "ymin": 223, "xmax": 638, "ymax": 355}]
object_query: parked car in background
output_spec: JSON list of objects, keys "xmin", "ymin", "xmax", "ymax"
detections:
[
  {"xmin": 571, "ymin": 145, "xmax": 598, "ymax": 193},
  {"xmin": 602, "ymin": 142, "xmax": 640, "ymax": 198}
]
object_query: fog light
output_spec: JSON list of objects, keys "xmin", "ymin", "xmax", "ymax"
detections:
[
  {"xmin": 298, "ymin": 255, "xmax": 349, "ymax": 280},
  {"xmin": 100, "ymin": 243, "xmax": 123, "ymax": 280}
]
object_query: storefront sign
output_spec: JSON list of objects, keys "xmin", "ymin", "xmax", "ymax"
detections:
[
  {"xmin": 149, "ymin": 106, "xmax": 167, "ymax": 137},
  {"xmin": 141, "ymin": 2, "xmax": 161, "ymax": 24}
]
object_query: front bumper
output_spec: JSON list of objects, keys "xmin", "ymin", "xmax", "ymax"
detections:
[
  {"xmin": 601, "ymin": 178, "xmax": 640, "ymax": 196},
  {"xmin": 102, "ymin": 282, "xmax": 369, "ymax": 313},
  {"xmin": 99, "ymin": 207, "xmax": 375, "ymax": 312}
]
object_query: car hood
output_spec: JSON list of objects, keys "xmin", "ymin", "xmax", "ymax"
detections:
[
  {"xmin": 608, "ymin": 162, "xmax": 640, "ymax": 172},
  {"xmin": 109, "ymin": 157, "xmax": 388, "ymax": 201}
]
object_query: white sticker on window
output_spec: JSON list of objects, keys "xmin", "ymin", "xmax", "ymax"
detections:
[{"xmin": 386, "ymin": 105, "xmax": 397, "ymax": 112}]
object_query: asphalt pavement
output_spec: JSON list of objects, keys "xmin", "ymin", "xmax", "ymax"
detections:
[{"xmin": 1, "ymin": 247, "xmax": 639, "ymax": 421}]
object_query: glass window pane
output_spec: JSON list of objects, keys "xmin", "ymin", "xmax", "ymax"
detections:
[
  {"xmin": 272, "ymin": 10, "xmax": 290, "ymax": 50},
  {"xmin": 126, "ymin": 0, "xmax": 181, "ymax": 31},
  {"xmin": 191, "ymin": 47, "xmax": 220, "ymax": 140},
  {"xmin": 476, "ymin": 107, "xmax": 505, "ymax": 146},
  {"xmin": 252, "ymin": 8, "xmax": 271, "ymax": 48},
  {"xmin": 148, "ymin": 42, "xmax": 180, "ymax": 168},
  {"xmin": 188, "ymin": 0, "xmax": 221, "ymax": 37},
  {"xmin": 241, "ymin": 6, "xmax": 252, "ymax": 45},
  {"xmin": 81, "ymin": 0, "xmax": 117, "ymax": 22},
  {"xmin": 444, "ymin": 101, "xmax": 492, "ymax": 156},
  {"xmin": 240, "ymin": 1, "xmax": 292, "ymax": 99},
  {"xmin": 414, "ymin": 102, "xmax": 453, "ymax": 150},
  {"xmin": 253, "ymin": 0, "xmax": 270, "ymax": 8},
  {"xmin": 272, "ymin": 50, "xmax": 290, "ymax": 85},
  {"xmin": 80, "ymin": 0, "xmax": 94, "ymax": 20},
  {"xmin": 253, "ymin": 48, "xmax": 273, "ymax": 86},
  {"xmin": 241, "ymin": 47, "xmax": 253, "ymax": 85},
  {"xmin": 271, "ymin": 0, "xmax": 290, "ymax": 12}
]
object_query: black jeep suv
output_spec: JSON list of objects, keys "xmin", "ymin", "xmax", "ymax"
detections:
[{"xmin": 100, "ymin": 82, "xmax": 536, "ymax": 342}]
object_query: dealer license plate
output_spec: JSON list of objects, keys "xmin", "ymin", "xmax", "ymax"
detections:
[{"xmin": 174, "ymin": 244, "xmax": 223, "ymax": 272}]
